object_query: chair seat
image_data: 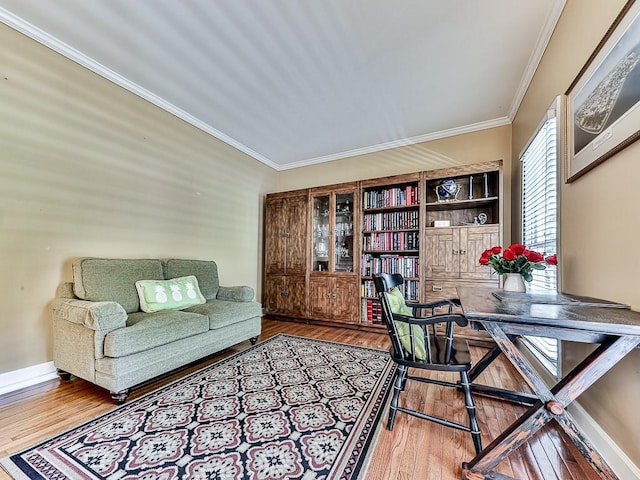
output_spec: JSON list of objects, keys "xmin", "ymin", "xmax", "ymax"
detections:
[{"xmin": 392, "ymin": 336, "xmax": 472, "ymax": 371}]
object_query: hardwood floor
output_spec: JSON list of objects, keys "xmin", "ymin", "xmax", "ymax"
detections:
[{"xmin": 0, "ymin": 318, "xmax": 602, "ymax": 480}]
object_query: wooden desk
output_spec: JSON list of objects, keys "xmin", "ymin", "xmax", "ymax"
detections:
[{"xmin": 457, "ymin": 287, "xmax": 640, "ymax": 480}]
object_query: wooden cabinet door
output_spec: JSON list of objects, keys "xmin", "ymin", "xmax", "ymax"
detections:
[
  {"xmin": 309, "ymin": 276, "xmax": 358, "ymax": 323},
  {"xmin": 284, "ymin": 275, "xmax": 308, "ymax": 318},
  {"xmin": 263, "ymin": 275, "xmax": 307, "ymax": 317},
  {"xmin": 263, "ymin": 275, "xmax": 285, "ymax": 314},
  {"xmin": 265, "ymin": 198, "xmax": 286, "ymax": 275},
  {"xmin": 332, "ymin": 276, "xmax": 359, "ymax": 323},
  {"xmin": 284, "ymin": 195, "xmax": 308, "ymax": 275},
  {"xmin": 265, "ymin": 195, "xmax": 308, "ymax": 275},
  {"xmin": 459, "ymin": 226, "xmax": 500, "ymax": 280},
  {"xmin": 425, "ymin": 228, "xmax": 458, "ymax": 279},
  {"xmin": 309, "ymin": 276, "xmax": 331, "ymax": 319}
]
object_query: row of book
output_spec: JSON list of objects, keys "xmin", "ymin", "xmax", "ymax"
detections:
[
  {"xmin": 360, "ymin": 254, "xmax": 420, "ymax": 277},
  {"xmin": 362, "ymin": 231, "xmax": 419, "ymax": 251},
  {"xmin": 360, "ymin": 280, "xmax": 420, "ymax": 324},
  {"xmin": 361, "ymin": 279, "xmax": 420, "ymax": 300},
  {"xmin": 362, "ymin": 210, "xmax": 419, "ymax": 231},
  {"xmin": 362, "ymin": 184, "xmax": 420, "ymax": 209},
  {"xmin": 361, "ymin": 299, "xmax": 384, "ymax": 324}
]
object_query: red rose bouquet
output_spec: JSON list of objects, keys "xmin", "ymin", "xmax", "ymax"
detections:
[{"xmin": 479, "ymin": 243, "xmax": 557, "ymax": 282}]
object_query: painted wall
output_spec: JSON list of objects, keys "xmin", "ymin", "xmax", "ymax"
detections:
[
  {"xmin": 512, "ymin": 0, "xmax": 640, "ymax": 466},
  {"xmin": 0, "ymin": 24, "xmax": 278, "ymax": 374},
  {"xmin": 277, "ymin": 125, "xmax": 513, "ymax": 241}
]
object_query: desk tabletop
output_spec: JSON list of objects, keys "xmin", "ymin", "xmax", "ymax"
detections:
[{"xmin": 457, "ymin": 287, "xmax": 640, "ymax": 337}]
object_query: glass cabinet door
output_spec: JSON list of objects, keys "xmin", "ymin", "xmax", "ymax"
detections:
[
  {"xmin": 312, "ymin": 195, "xmax": 330, "ymax": 272},
  {"xmin": 334, "ymin": 193, "xmax": 354, "ymax": 272}
]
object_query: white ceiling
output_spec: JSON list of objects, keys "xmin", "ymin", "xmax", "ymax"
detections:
[{"xmin": 1, "ymin": 1, "xmax": 565, "ymax": 170}]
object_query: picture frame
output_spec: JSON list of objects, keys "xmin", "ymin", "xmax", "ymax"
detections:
[{"xmin": 565, "ymin": 0, "xmax": 640, "ymax": 182}]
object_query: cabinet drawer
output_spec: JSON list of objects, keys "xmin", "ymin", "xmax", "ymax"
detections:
[{"xmin": 425, "ymin": 281, "xmax": 459, "ymax": 302}]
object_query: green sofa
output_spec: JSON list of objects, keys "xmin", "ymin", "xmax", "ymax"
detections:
[{"xmin": 51, "ymin": 258, "xmax": 262, "ymax": 403}]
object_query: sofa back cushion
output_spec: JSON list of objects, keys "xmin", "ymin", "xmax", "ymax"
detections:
[
  {"xmin": 164, "ymin": 259, "xmax": 220, "ymax": 300},
  {"xmin": 72, "ymin": 258, "xmax": 164, "ymax": 313}
]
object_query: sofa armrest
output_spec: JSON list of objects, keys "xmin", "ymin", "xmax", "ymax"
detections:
[
  {"xmin": 216, "ymin": 285, "xmax": 255, "ymax": 302},
  {"xmin": 51, "ymin": 298, "xmax": 127, "ymax": 331}
]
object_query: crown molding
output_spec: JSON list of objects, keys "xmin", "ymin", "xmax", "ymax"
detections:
[
  {"xmin": 0, "ymin": 8, "xmax": 279, "ymax": 170},
  {"xmin": 281, "ymin": 117, "xmax": 512, "ymax": 170},
  {"xmin": 508, "ymin": 0, "xmax": 567, "ymax": 120}
]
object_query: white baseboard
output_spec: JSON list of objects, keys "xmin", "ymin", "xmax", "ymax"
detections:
[
  {"xmin": 0, "ymin": 361, "xmax": 57, "ymax": 396},
  {"xmin": 568, "ymin": 402, "xmax": 640, "ymax": 480}
]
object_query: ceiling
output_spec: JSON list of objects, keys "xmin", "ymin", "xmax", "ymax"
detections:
[{"xmin": 0, "ymin": 1, "xmax": 565, "ymax": 170}]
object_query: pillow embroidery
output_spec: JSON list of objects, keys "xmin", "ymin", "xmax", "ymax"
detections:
[{"xmin": 135, "ymin": 275, "xmax": 206, "ymax": 313}]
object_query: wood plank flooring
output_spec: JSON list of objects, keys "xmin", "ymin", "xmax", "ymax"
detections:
[{"xmin": 0, "ymin": 318, "xmax": 603, "ymax": 480}]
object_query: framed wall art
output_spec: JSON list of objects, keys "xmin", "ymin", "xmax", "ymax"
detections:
[{"xmin": 566, "ymin": 0, "xmax": 640, "ymax": 182}]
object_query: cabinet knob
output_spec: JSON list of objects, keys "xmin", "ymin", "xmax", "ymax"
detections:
[
  {"xmin": 332, "ymin": 293, "xmax": 337, "ymax": 299},
  {"xmin": 432, "ymin": 285, "xmax": 443, "ymax": 292},
  {"xmin": 460, "ymin": 249, "xmax": 466, "ymax": 255},
  {"xmin": 327, "ymin": 293, "xmax": 332, "ymax": 298},
  {"xmin": 453, "ymin": 249, "xmax": 459, "ymax": 255}
]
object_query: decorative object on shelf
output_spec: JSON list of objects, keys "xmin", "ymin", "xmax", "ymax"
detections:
[
  {"xmin": 479, "ymin": 243, "xmax": 557, "ymax": 283},
  {"xmin": 435, "ymin": 178, "xmax": 461, "ymax": 202},
  {"xmin": 338, "ymin": 200, "xmax": 351, "ymax": 212},
  {"xmin": 469, "ymin": 175, "xmax": 474, "ymax": 200},
  {"xmin": 483, "ymin": 173, "xmax": 489, "ymax": 198},
  {"xmin": 502, "ymin": 273, "xmax": 526, "ymax": 293},
  {"xmin": 465, "ymin": 213, "xmax": 487, "ymax": 226}
]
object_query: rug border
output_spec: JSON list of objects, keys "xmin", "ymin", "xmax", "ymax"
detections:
[{"xmin": 1, "ymin": 334, "xmax": 392, "ymax": 480}]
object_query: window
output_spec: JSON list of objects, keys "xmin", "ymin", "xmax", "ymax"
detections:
[{"xmin": 519, "ymin": 98, "xmax": 560, "ymax": 376}]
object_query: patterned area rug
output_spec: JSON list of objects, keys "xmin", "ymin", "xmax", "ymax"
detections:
[{"xmin": 2, "ymin": 334, "xmax": 394, "ymax": 480}]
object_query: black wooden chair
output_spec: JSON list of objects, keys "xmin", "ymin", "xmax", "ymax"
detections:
[{"xmin": 373, "ymin": 273, "xmax": 482, "ymax": 454}]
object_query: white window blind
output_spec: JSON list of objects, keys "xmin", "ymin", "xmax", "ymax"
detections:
[{"xmin": 520, "ymin": 101, "xmax": 559, "ymax": 376}]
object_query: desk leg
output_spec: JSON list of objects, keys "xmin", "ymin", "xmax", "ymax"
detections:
[
  {"xmin": 468, "ymin": 336, "xmax": 538, "ymax": 405},
  {"xmin": 464, "ymin": 324, "xmax": 640, "ymax": 480},
  {"xmin": 549, "ymin": 336, "xmax": 640, "ymax": 479},
  {"xmin": 468, "ymin": 345, "xmax": 502, "ymax": 381}
]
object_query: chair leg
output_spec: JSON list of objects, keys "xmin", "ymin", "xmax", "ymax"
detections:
[
  {"xmin": 399, "ymin": 365, "xmax": 408, "ymax": 391},
  {"xmin": 460, "ymin": 370, "xmax": 482, "ymax": 455},
  {"xmin": 387, "ymin": 366, "xmax": 407, "ymax": 431}
]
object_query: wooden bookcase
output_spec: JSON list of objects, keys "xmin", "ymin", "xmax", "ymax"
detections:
[
  {"xmin": 424, "ymin": 161, "xmax": 503, "ymax": 342},
  {"xmin": 308, "ymin": 183, "xmax": 360, "ymax": 324},
  {"xmin": 359, "ymin": 173, "xmax": 423, "ymax": 326},
  {"xmin": 262, "ymin": 161, "xmax": 503, "ymax": 337},
  {"xmin": 263, "ymin": 189, "xmax": 309, "ymax": 318}
]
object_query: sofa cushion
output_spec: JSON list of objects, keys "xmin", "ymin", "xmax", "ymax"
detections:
[
  {"xmin": 103, "ymin": 310, "xmax": 209, "ymax": 358},
  {"xmin": 73, "ymin": 258, "xmax": 164, "ymax": 314},
  {"xmin": 135, "ymin": 276, "xmax": 206, "ymax": 313},
  {"xmin": 185, "ymin": 299, "xmax": 262, "ymax": 330},
  {"xmin": 165, "ymin": 259, "xmax": 220, "ymax": 300}
]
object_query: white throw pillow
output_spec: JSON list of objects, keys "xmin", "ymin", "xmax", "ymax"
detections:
[{"xmin": 135, "ymin": 275, "xmax": 206, "ymax": 313}]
